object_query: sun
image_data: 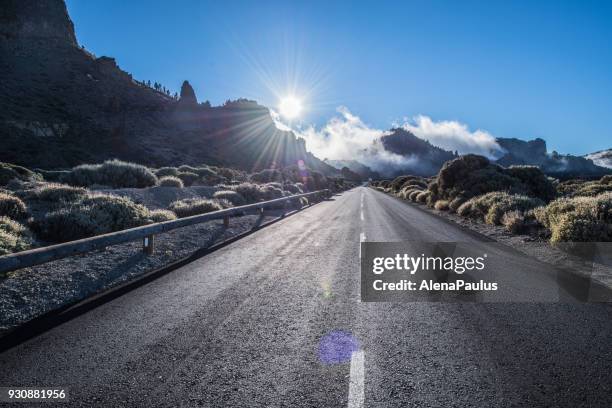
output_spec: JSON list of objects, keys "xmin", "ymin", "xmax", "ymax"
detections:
[{"xmin": 279, "ymin": 96, "xmax": 303, "ymax": 119}]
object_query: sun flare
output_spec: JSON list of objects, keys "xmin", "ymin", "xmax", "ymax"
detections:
[{"xmin": 279, "ymin": 96, "xmax": 303, "ymax": 119}]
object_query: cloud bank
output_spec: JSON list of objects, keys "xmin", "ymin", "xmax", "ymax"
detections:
[{"xmin": 273, "ymin": 106, "xmax": 504, "ymax": 175}]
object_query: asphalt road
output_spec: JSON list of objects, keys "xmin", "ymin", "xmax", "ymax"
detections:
[{"xmin": 1, "ymin": 187, "xmax": 611, "ymax": 407}]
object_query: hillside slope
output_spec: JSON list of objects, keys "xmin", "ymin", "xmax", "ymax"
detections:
[{"xmin": 0, "ymin": 0, "xmax": 337, "ymax": 175}]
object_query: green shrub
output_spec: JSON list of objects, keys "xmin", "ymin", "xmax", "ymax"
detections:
[
  {"xmin": 0, "ymin": 193, "xmax": 27, "ymax": 219},
  {"xmin": 36, "ymin": 169, "xmax": 70, "ymax": 182},
  {"xmin": 158, "ymin": 176, "xmax": 184, "ymax": 188},
  {"xmin": 22, "ymin": 183, "xmax": 87, "ymax": 202},
  {"xmin": 535, "ymin": 192, "xmax": 612, "ymax": 243},
  {"xmin": 32, "ymin": 194, "xmax": 153, "ymax": 242},
  {"xmin": 168, "ymin": 198, "xmax": 223, "ymax": 218},
  {"xmin": 601, "ymin": 175, "xmax": 612, "ymax": 185},
  {"xmin": 434, "ymin": 200, "xmax": 450, "ymax": 211},
  {"xmin": 261, "ymin": 184, "xmax": 284, "ymax": 201},
  {"xmin": 63, "ymin": 160, "xmax": 158, "ymax": 188},
  {"xmin": 148, "ymin": 209, "xmax": 177, "ymax": 222},
  {"xmin": 557, "ymin": 179, "xmax": 612, "ymax": 197},
  {"xmin": 506, "ymin": 166, "xmax": 557, "ymax": 202},
  {"xmin": 0, "ymin": 162, "xmax": 42, "ymax": 186},
  {"xmin": 155, "ymin": 167, "xmax": 180, "ymax": 177},
  {"xmin": 177, "ymin": 172, "xmax": 199, "ymax": 186},
  {"xmin": 213, "ymin": 190, "xmax": 245, "ymax": 206}
]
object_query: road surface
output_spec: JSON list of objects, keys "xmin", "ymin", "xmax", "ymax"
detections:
[{"xmin": 1, "ymin": 187, "xmax": 611, "ymax": 407}]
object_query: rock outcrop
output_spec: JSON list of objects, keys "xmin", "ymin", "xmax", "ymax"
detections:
[{"xmin": 0, "ymin": 0, "xmax": 337, "ymax": 176}]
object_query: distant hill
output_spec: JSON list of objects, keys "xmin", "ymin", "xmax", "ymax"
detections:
[
  {"xmin": 495, "ymin": 138, "xmax": 610, "ymax": 178},
  {"xmin": 324, "ymin": 159, "xmax": 380, "ymax": 180},
  {"xmin": 585, "ymin": 149, "xmax": 612, "ymax": 169},
  {"xmin": 0, "ymin": 0, "xmax": 338, "ymax": 176}
]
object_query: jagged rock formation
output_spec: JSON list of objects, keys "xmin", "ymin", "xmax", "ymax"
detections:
[
  {"xmin": 178, "ymin": 80, "xmax": 198, "ymax": 106},
  {"xmin": 495, "ymin": 138, "xmax": 609, "ymax": 178},
  {"xmin": 0, "ymin": 0, "xmax": 338, "ymax": 176}
]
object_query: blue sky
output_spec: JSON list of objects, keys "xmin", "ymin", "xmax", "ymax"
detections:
[{"xmin": 66, "ymin": 0, "xmax": 612, "ymax": 155}]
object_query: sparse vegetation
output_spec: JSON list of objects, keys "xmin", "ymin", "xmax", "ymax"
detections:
[
  {"xmin": 434, "ymin": 200, "xmax": 449, "ymax": 211},
  {"xmin": 0, "ymin": 193, "xmax": 27, "ymax": 219},
  {"xmin": 155, "ymin": 167, "xmax": 180, "ymax": 177},
  {"xmin": 149, "ymin": 209, "xmax": 177, "ymax": 222},
  {"xmin": 176, "ymin": 172, "xmax": 199, "ymax": 186},
  {"xmin": 168, "ymin": 198, "xmax": 224, "ymax": 218},
  {"xmin": 158, "ymin": 176, "xmax": 184, "ymax": 188}
]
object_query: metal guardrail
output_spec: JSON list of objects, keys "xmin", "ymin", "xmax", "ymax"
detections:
[{"xmin": 0, "ymin": 189, "xmax": 330, "ymax": 275}]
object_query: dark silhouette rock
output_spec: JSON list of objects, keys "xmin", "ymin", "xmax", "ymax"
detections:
[{"xmin": 179, "ymin": 80, "xmax": 197, "ymax": 105}]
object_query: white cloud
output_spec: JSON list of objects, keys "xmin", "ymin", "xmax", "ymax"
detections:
[
  {"xmin": 401, "ymin": 115, "xmax": 503, "ymax": 158},
  {"xmin": 273, "ymin": 107, "xmax": 505, "ymax": 176}
]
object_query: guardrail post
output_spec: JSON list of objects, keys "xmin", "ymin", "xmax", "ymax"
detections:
[
  {"xmin": 143, "ymin": 234, "xmax": 155, "ymax": 255},
  {"xmin": 223, "ymin": 215, "xmax": 230, "ymax": 228}
]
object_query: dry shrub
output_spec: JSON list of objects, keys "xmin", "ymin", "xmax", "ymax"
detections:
[
  {"xmin": 32, "ymin": 194, "xmax": 153, "ymax": 243},
  {"xmin": 0, "ymin": 162, "xmax": 42, "ymax": 186},
  {"xmin": 158, "ymin": 176, "xmax": 184, "ymax": 188},
  {"xmin": 21, "ymin": 183, "xmax": 87, "ymax": 202},
  {"xmin": 449, "ymin": 196, "xmax": 467, "ymax": 213},
  {"xmin": 408, "ymin": 190, "xmax": 422, "ymax": 202},
  {"xmin": 0, "ymin": 216, "xmax": 32, "ymax": 256},
  {"xmin": 149, "ymin": 209, "xmax": 177, "ymax": 222},
  {"xmin": 213, "ymin": 190, "xmax": 246, "ymax": 206},
  {"xmin": 434, "ymin": 200, "xmax": 450, "ymax": 211},
  {"xmin": 534, "ymin": 192, "xmax": 612, "ymax": 243},
  {"xmin": 176, "ymin": 172, "xmax": 199, "ymax": 186},
  {"xmin": 416, "ymin": 191, "xmax": 430, "ymax": 203},
  {"xmin": 456, "ymin": 192, "xmax": 543, "ymax": 225},
  {"xmin": 63, "ymin": 159, "xmax": 158, "ymax": 188},
  {"xmin": 168, "ymin": 198, "xmax": 223, "ymax": 218},
  {"xmin": 501, "ymin": 211, "xmax": 525, "ymax": 234},
  {"xmin": 0, "ymin": 193, "xmax": 27, "ymax": 219},
  {"xmin": 155, "ymin": 167, "xmax": 180, "ymax": 177}
]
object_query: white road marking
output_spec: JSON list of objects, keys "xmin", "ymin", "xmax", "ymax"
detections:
[
  {"xmin": 359, "ymin": 232, "xmax": 366, "ymax": 257},
  {"xmin": 360, "ymin": 192, "xmax": 364, "ymax": 221},
  {"xmin": 348, "ymin": 350, "xmax": 365, "ymax": 408}
]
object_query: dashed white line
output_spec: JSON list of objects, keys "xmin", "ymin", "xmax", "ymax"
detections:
[
  {"xmin": 359, "ymin": 232, "xmax": 366, "ymax": 257},
  {"xmin": 347, "ymin": 350, "xmax": 365, "ymax": 408}
]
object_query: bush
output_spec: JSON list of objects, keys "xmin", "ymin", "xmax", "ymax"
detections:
[
  {"xmin": 456, "ymin": 192, "xmax": 543, "ymax": 225},
  {"xmin": 63, "ymin": 160, "xmax": 158, "ymax": 188},
  {"xmin": 601, "ymin": 175, "xmax": 612, "ymax": 185},
  {"xmin": 168, "ymin": 198, "xmax": 223, "ymax": 218},
  {"xmin": 0, "ymin": 230, "xmax": 31, "ymax": 256},
  {"xmin": 557, "ymin": 179, "xmax": 612, "ymax": 197},
  {"xmin": 155, "ymin": 167, "xmax": 180, "ymax": 177},
  {"xmin": 32, "ymin": 194, "xmax": 153, "ymax": 243},
  {"xmin": 158, "ymin": 176, "xmax": 184, "ymax": 188},
  {"xmin": 416, "ymin": 191, "xmax": 430, "ymax": 203},
  {"xmin": 434, "ymin": 200, "xmax": 450, "ymax": 211},
  {"xmin": 0, "ymin": 162, "xmax": 42, "ymax": 186},
  {"xmin": 501, "ymin": 210, "xmax": 525, "ymax": 234},
  {"xmin": 261, "ymin": 184, "xmax": 285, "ymax": 201},
  {"xmin": 0, "ymin": 193, "xmax": 27, "ymax": 219},
  {"xmin": 535, "ymin": 192, "xmax": 612, "ymax": 243},
  {"xmin": 449, "ymin": 196, "xmax": 467, "ymax": 213},
  {"xmin": 431, "ymin": 155, "xmax": 556, "ymax": 204},
  {"xmin": 213, "ymin": 190, "xmax": 245, "ymax": 206},
  {"xmin": 21, "ymin": 183, "xmax": 87, "ymax": 202},
  {"xmin": 148, "ymin": 209, "xmax": 177, "ymax": 222},
  {"xmin": 176, "ymin": 172, "xmax": 199, "ymax": 186},
  {"xmin": 226, "ymin": 183, "xmax": 265, "ymax": 203},
  {"xmin": 408, "ymin": 190, "xmax": 422, "ymax": 202},
  {"xmin": 177, "ymin": 165, "xmax": 217, "ymax": 178}
]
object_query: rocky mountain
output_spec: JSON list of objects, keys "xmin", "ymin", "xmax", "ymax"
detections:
[
  {"xmin": 495, "ymin": 138, "xmax": 610, "ymax": 178},
  {"xmin": 324, "ymin": 159, "xmax": 380, "ymax": 180},
  {"xmin": 585, "ymin": 149, "xmax": 612, "ymax": 169},
  {"xmin": 0, "ymin": 0, "xmax": 338, "ymax": 175}
]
